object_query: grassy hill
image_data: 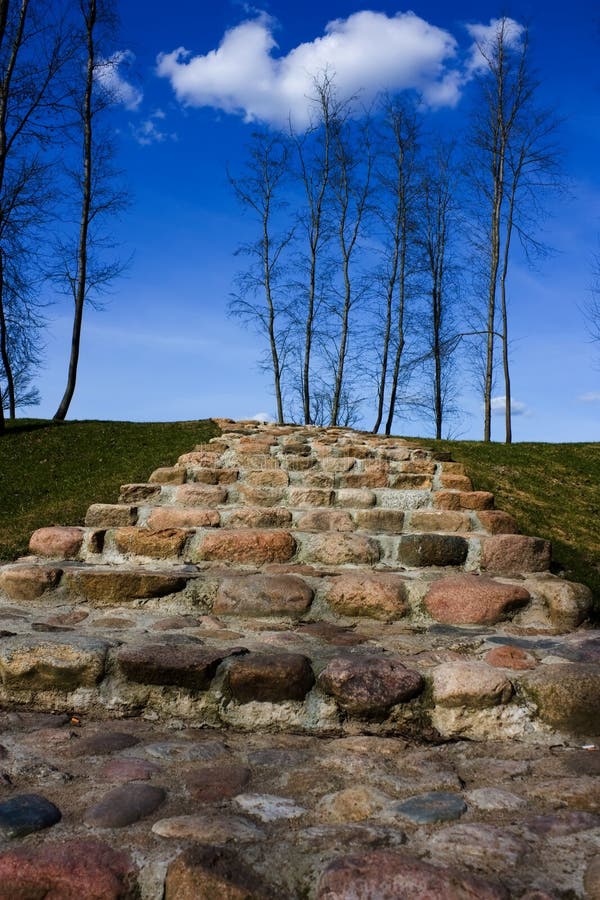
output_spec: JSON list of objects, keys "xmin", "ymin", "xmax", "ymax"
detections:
[
  {"xmin": 407, "ymin": 436, "xmax": 600, "ymax": 616},
  {"xmin": 0, "ymin": 418, "xmax": 218, "ymax": 560},
  {"xmin": 0, "ymin": 418, "xmax": 598, "ymax": 618}
]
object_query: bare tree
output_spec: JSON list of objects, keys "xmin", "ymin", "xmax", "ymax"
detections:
[
  {"xmin": 500, "ymin": 110, "xmax": 563, "ymax": 441},
  {"xmin": 291, "ymin": 73, "xmax": 340, "ymax": 425},
  {"xmin": 469, "ymin": 19, "xmax": 526, "ymax": 441},
  {"xmin": 329, "ymin": 113, "xmax": 373, "ymax": 426},
  {"xmin": 0, "ymin": 244, "xmax": 44, "ymax": 416},
  {"xmin": 0, "ymin": 0, "xmax": 71, "ymax": 432},
  {"xmin": 53, "ymin": 0, "xmax": 127, "ymax": 421},
  {"xmin": 419, "ymin": 140, "xmax": 461, "ymax": 439},
  {"xmin": 229, "ymin": 130, "xmax": 294, "ymax": 424},
  {"xmin": 370, "ymin": 98, "xmax": 420, "ymax": 436},
  {"xmin": 467, "ymin": 18, "xmax": 562, "ymax": 442}
]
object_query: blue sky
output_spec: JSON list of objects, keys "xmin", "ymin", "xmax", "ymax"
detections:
[{"xmin": 36, "ymin": 0, "xmax": 600, "ymax": 440}]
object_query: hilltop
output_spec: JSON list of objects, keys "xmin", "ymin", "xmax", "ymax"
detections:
[{"xmin": 0, "ymin": 417, "xmax": 598, "ymax": 616}]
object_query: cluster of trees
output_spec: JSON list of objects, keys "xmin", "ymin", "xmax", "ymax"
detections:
[
  {"xmin": 230, "ymin": 19, "xmax": 563, "ymax": 442},
  {"xmin": 2, "ymin": 9, "xmax": 588, "ymax": 442},
  {"xmin": 0, "ymin": 0, "xmax": 124, "ymax": 435}
]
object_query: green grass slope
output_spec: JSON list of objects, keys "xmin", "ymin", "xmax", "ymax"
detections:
[
  {"xmin": 412, "ymin": 437, "xmax": 600, "ymax": 615},
  {"xmin": 0, "ymin": 418, "xmax": 218, "ymax": 560}
]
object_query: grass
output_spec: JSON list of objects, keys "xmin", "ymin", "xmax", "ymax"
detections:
[
  {"xmin": 1, "ymin": 418, "xmax": 598, "ymax": 619},
  {"xmin": 403, "ymin": 436, "xmax": 600, "ymax": 616},
  {"xmin": 0, "ymin": 418, "xmax": 218, "ymax": 560}
]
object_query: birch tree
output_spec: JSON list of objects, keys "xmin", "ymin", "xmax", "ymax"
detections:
[
  {"xmin": 54, "ymin": 0, "xmax": 127, "ymax": 421},
  {"xmin": 371, "ymin": 99, "xmax": 420, "ymax": 435},
  {"xmin": 468, "ymin": 17, "xmax": 562, "ymax": 442},
  {"xmin": 420, "ymin": 141, "xmax": 459, "ymax": 439},
  {"xmin": 329, "ymin": 114, "xmax": 373, "ymax": 426},
  {"xmin": 229, "ymin": 130, "xmax": 293, "ymax": 424},
  {"xmin": 0, "ymin": 0, "xmax": 70, "ymax": 432},
  {"xmin": 291, "ymin": 73, "xmax": 340, "ymax": 424}
]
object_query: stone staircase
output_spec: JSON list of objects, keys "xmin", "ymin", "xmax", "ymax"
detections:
[{"xmin": 0, "ymin": 420, "xmax": 598, "ymax": 899}]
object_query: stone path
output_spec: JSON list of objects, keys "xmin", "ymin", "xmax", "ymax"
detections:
[{"xmin": 0, "ymin": 420, "xmax": 598, "ymax": 898}]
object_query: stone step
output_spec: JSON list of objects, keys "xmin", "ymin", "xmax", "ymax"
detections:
[
  {"xmin": 26, "ymin": 522, "xmax": 552, "ymax": 580},
  {"xmin": 0, "ymin": 561, "xmax": 591, "ymax": 632},
  {"xmin": 118, "ymin": 481, "xmax": 494, "ymax": 512},
  {"xmin": 90, "ymin": 500, "xmax": 520, "ymax": 539},
  {"xmin": 0, "ymin": 616, "xmax": 598, "ymax": 743}
]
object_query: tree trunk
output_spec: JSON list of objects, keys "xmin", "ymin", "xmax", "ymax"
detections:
[
  {"xmin": 331, "ymin": 253, "xmax": 351, "ymax": 426},
  {"xmin": 0, "ymin": 248, "xmax": 16, "ymax": 420},
  {"xmin": 373, "ymin": 110, "xmax": 411, "ymax": 434},
  {"xmin": 297, "ymin": 81, "xmax": 335, "ymax": 426},
  {"xmin": 502, "ymin": 304, "xmax": 512, "ymax": 444},
  {"xmin": 263, "ymin": 217, "xmax": 284, "ymax": 425},
  {"xmin": 433, "ymin": 285, "xmax": 442, "ymax": 439},
  {"xmin": 384, "ymin": 227, "xmax": 407, "ymax": 436},
  {"xmin": 481, "ymin": 28, "xmax": 516, "ymax": 442},
  {"xmin": 384, "ymin": 327, "xmax": 404, "ymax": 437},
  {"xmin": 302, "ymin": 277, "xmax": 314, "ymax": 425},
  {"xmin": 54, "ymin": 0, "xmax": 95, "ymax": 421},
  {"xmin": 0, "ymin": 2, "xmax": 29, "ymax": 422},
  {"xmin": 0, "ymin": 267, "xmax": 5, "ymax": 431},
  {"xmin": 268, "ymin": 304, "xmax": 284, "ymax": 425},
  {"xmin": 500, "ymin": 173, "xmax": 518, "ymax": 445},
  {"xmin": 372, "ymin": 250, "xmax": 397, "ymax": 433},
  {"xmin": 484, "ymin": 151, "xmax": 504, "ymax": 443}
]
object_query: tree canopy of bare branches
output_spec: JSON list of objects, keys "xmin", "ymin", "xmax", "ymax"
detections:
[
  {"xmin": 466, "ymin": 17, "xmax": 563, "ymax": 442},
  {"xmin": 53, "ymin": 0, "xmax": 128, "ymax": 421},
  {"xmin": 0, "ymin": 0, "xmax": 72, "ymax": 432},
  {"xmin": 229, "ymin": 130, "xmax": 294, "ymax": 424}
]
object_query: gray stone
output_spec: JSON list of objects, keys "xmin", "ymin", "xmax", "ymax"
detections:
[
  {"xmin": 465, "ymin": 788, "xmax": 525, "ymax": 811},
  {"xmin": 234, "ymin": 793, "xmax": 306, "ymax": 822},
  {"xmin": 84, "ymin": 783, "xmax": 166, "ymax": 828},
  {"xmin": 584, "ymin": 856, "xmax": 600, "ymax": 900},
  {"xmin": 144, "ymin": 740, "xmax": 227, "ymax": 762},
  {"xmin": 67, "ymin": 731, "xmax": 140, "ymax": 758},
  {"xmin": 0, "ymin": 634, "xmax": 109, "ymax": 691},
  {"xmin": 152, "ymin": 813, "xmax": 263, "ymax": 842},
  {"xmin": 429, "ymin": 823, "xmax": 527, "ymax": 872},
  {"xmin": 398, "ymin": 534, "xmax": 468, "ymax": 568},
  {"xmin": 521, "ymin": 663, "xmax": 600, "ymax": 735},
  {"xmin": 0, "ymin": 794, "xmax": 61, "ymax": 840},
  {"xmin": 385, "ymin": 791, "xmax": 467, "ymax": 824},
  {"xmin": 432, "ymin": 661, "xmax": 513, "ymax": 708},
  {"xmin": 526, "ymin": 811, "xmax": 600, "ymax": 836}
]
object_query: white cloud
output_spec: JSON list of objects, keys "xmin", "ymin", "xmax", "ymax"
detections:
[
  {"xmin": 95, "ymin": 50, "xmax": 143, "ymax": 110},
  {"xmin": 491, "ymin": 395, "xmax": 530, "ymax": 417},
  {"xmin": 130, "ymin": 109, "xmax": 177, "ymax": 146},
  {"xmin": 251, "ymin": 411, "xmax": 274, "ymax": 423},
  {"xmin": 465, "ymin": 17, "xmax": 524, "ymax": 74},
  {"xmin": 578, "ymin": 391, "xmax": 600, "ymax": 402},
  {"xmin": 156, "ymin": 10, "xmax": 461, "ymax": 128}
]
